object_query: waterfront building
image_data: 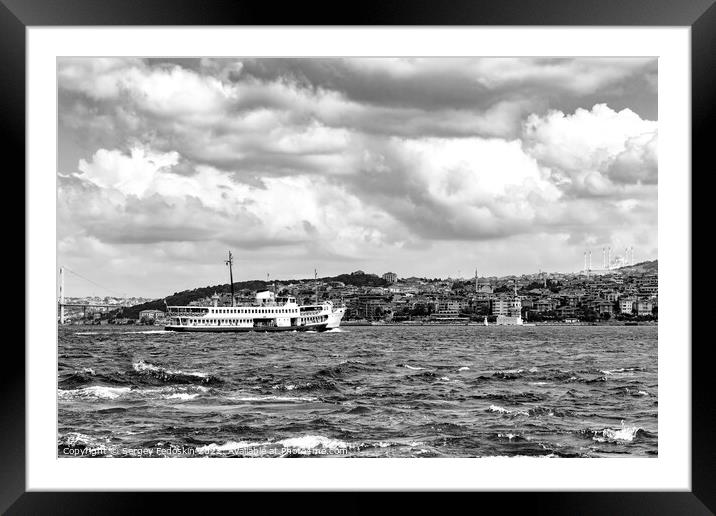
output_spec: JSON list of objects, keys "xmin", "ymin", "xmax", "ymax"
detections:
[
  {"xmin": 619, "ymin": 297, "xmax": 636, "ymax": 314},
  {"xmin": 557, "ymin": 306, "xmax": 578, "ymax": 319},
  {"xmin": 427, "ymin": 307, "xmax": 470, "ymax": 323},
  {"xmin": 438, "ymin": 298, "xmax": 470, "ymax": 312},
  {"xmin": 353, "ymin": 295, "xmax": 392, "ymax": 320},
  {"xmin": 138, "ymin": 309, "xmax": 165, "ymax": 322},
  {"xmin": 635, "ymin": 300, "xmax": 653, "ymax": 316},
  {"xmin": 594, "ymin": 300, "xmax": 615, "ymax": 315},
  {"xmin": 533, "ymin": 298, "xmax": 559, "ymax": 313},
  {"xmin": 491, "ymin": 296, "xmax": 522, "ymax": 317}
]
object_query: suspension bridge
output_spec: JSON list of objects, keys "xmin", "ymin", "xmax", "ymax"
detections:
[{"xmin": 57, "ymin": 266, "xmax": 133, "ymax": 324}]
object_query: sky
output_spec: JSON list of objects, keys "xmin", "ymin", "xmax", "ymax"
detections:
[{"xmin": 57, "ymin": 57, "xmax": 658, "ymax": 298}]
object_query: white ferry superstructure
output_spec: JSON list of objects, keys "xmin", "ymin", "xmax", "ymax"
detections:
[
  {"xmin": 164, "ymin": 251, "xmax": 345, "ymax": 332},
  {"xmin": 165, "ymin": 291, "xmax": 345, "ymax": 332}
]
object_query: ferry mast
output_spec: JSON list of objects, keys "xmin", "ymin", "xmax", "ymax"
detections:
[{"xmin": 225, "ymin": 251, "xmax": 235, "ymax": 306}]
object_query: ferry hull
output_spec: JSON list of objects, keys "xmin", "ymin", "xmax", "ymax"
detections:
[
  {"xmin": 326, "ymin": 307, "xmax": 346, "ymax": 329},
  {"xmin": 164, "ymin": 323, "xmax": 329, "ymax": 333}
]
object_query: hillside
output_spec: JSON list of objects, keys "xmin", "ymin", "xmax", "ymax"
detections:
[
  {"xmin": 122, "ymin": 271, "xmax": 388, "ymax": 318},
  {"xmin": 617, "ymin": 259, "xmax": 658, "ymax": 275}
]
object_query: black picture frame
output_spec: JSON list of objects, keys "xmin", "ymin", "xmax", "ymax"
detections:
[{"xmin": 5, "ymin": 0, "xmax": 712, "ymax": 513}]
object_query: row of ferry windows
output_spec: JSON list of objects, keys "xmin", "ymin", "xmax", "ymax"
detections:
[
  {"xmin": 210, "ymin": 308, "xmax": 297, "ymax": 314},
  {"xmin": 181, "ymin": 319, "xmax": 283, "ymax": 324},
  {"xmin": 203, "ymin": 319, "xmax": 253, "ymax": 324}
]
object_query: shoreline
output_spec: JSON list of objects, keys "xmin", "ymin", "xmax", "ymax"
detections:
[{"xmin": 341, "ymin": 321, "xmax": 657, "ymax": 327}]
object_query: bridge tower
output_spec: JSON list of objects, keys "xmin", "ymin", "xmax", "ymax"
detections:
[{"xmin": 59, "ymin": 267, "xmax": 65, "ymax": 325}]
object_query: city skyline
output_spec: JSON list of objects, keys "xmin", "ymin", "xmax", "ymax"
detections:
[
  {"xmin": 58, "ymin": 251, "xmax": 655, "ymax": 301},
  {"xmin": 58, "ymin": 57, "xmax": 658, "ymax": 298}
]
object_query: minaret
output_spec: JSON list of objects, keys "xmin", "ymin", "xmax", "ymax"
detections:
[
  {"xmin": 314, "ymin": 269, "xmax": 319, "ymax": 303},
  {"xmin": 475, "ymin": 268, "xmax": 479, "ymax": 292},
  {"xmin": 583, "ymin": 251, "xmax": 587, "ymax": 272},
  {"xmin": 59, "ymin": 267, "xmax": 65, "ymax": 325}
]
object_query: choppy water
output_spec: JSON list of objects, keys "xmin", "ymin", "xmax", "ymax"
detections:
[{"xmin": 58, "ymin": 325, "xmax": 657, "ymax": 458}]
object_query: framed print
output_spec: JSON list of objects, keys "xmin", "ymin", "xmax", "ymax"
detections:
[{"xmin": 6, "ymin": 0, "xmax": 714, "ymax": 512}]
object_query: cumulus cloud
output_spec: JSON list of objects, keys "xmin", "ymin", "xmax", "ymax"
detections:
[
  {"xmin": 60, "ymin": 146, "xmax": 402, "ymax": 256},
  {"xmin": 522, "ymin": 104, "xmax": 658, "ymax": 197},
  {"xmin": 57, "ymin": 58, "xmax": 658, "ymax": 296},
  {"xmin": 344, "ymin": 136, "xmax": 562, "ymax": 241}
]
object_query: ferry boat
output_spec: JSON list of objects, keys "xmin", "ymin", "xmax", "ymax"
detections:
[
  {"xmin": 164, "ymin": 252, "xmax": 345, "ymax": 333},
  {"xmin": 164, "ymin": 291, "xmax": 345, "ymax": 332}
]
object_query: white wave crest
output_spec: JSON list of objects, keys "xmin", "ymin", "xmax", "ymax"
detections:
[
  {"xmin": 139, "ymin": 386, "xmax": 209, "ymax": 399},
  {"xmin": 625, "ymin": 388, "xmax": 650, "ymax": 396},
  {"xmin": 58, "ymin": 432, "xmax": 108, "ymax": 448},
  {"xmin": 227, "ymin": 394, "xmax": 318, "ymax": 402},
  {"xmin": 374, "ymin": 440, "xmax": 425, "ymax": 449},
  {"xmin": 165, "ymin": 392, "xmax": 201, "ymax": 400},
  {"xmin": 487, "ymin": 404, "xmax": 529, "ymax": 416},
  {"xmin": 58, "ymin": 386, "xmax": 131, "ymax": 400},
  {"xmin": 593, "ymin": 422, "xmax": 643, "ymax": 443},
  {"xmin": 59, "ymin": 385, "xmax": 209, "ymax": 401},
  {"xmin": 132, "ymin": 360, "xmax": 161, "ymax": 373},
  {"xmin": 403, "ymin": 364, "xmax": 424, "ymax": 370},
  {"xmin": 272, "ymin": 384, "xmax": 297, "ymax": 391},
  {"xmin": 458, "ymin": 366, "xmax": 470, "ymax": 371},
  {"xmin": 196, "ymin": 435, "xmax": 352, "ymax": 455},
  {"xmin": 132, "ymin": 360, "xmax": 209, "ymax": 378},
  {"xmin": 600, "ymin": 367, "xmax": 638, "ymax": 376},
  {"xmin": 277, "ymin": 435, "xmax": 350, "ymax": 449}
]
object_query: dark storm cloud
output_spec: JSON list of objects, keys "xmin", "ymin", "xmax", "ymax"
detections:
[{"xmin": 236, "ymin": 57, "xmax": 657, "ymax": 120}]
